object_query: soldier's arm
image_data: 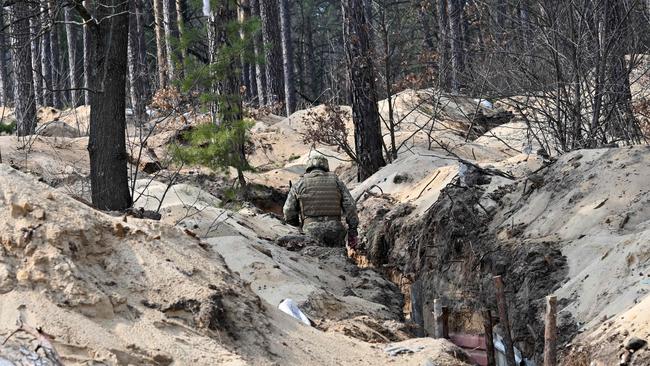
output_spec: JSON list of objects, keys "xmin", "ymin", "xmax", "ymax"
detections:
[
  {"xmin": 283, "ymin": 182, "xmax": 301, "ymax": 226},
  {"xmin": 337, "ymin": 179, "xmax": 359, "ymax": 236}
]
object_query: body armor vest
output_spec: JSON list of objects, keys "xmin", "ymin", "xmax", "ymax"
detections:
[{"xmin": 299, "ymin": 172, "xmax": 342, "ymax": 218}]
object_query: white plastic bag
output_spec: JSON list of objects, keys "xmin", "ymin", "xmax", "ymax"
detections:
[{"xmin": 278, "ymin": 298, "xmax": 311, "ymax": 326}]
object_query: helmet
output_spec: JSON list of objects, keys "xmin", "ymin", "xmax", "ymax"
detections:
[{"xmin": 305, "ymin": 153, "xmax": 329, "ymax": 173}]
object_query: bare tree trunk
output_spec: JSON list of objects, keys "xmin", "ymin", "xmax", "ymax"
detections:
[
  {"xmin": 49, "ymin": 0, "xmax": 63, "ymax": 109},
  {"xmin": 175, "ymin": 0, "xmax": 187, "ymax": 76},
  {"xmin": 250, "ymin": 0, "xmax": 267, "ymax": 106},
  {"xmin": 0, "ymin": 6, "xmax": 9, "ymax": 106},
  {"xmin": 447, "ymin": 0, "xmax": 464, "ymax": 93},
  {"xmin": 342, "ymin": 0, "xmax": 386, "ymax": 181},
  {"xmin": 64, "ymin": 6, "xmax": 80, "ymax": 107},
  {"xmin": 83, "ymin": 0, "xmax": 92, "ymax": 105},
  {"xmin": 239, "ymin": 0, "xmax": 253, "ymax": 101},
  {"xmin": 259, "ymin": 0, "xmax": 285, "ymax": 110},
  {"xmin": 437, "ymin": 0, "xmax": 450, "ymax": 90},
  {"xmin": 86, "ymin": 0, "xmax": 132, "ymax": 210},
  {"xmin": 163, "ymin": 0, "xmax": 178, "ymax": 82},
  {"xmin": 153, "ymin": 0, "xmax": 168, "ymax": 88},
  {"xmin": 40, "ymin": 1, "xmax": 53, "ymax": 107},
  {"xmin": 30, "ymin": 9, "xmax": 43, "ymax": 107},
  {"xmin": 279, "ymin": 0, "xmax": 296, "ymax": 115},
  {"xmin": 128, "ymin": 0, "xmax": 147, "ymax": 124},
  {"xmin": 304, "ymin": 14, "xmax": 317, "ymax": 99},
  {"xmin": 10, "ymin": 1, "xmax": 37, "ymax": 135}
]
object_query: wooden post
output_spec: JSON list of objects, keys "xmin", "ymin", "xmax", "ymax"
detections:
[
  {"xmin": 494, "ymin": 275, "xmax": 517, "ymax": 366},
  {"xmin": 483, "ymin": 309, "xmax": 497, "ymax": 366},
  {"xmin": 433, "ymin": 299, "xmax": 448, "ymax": 339},
  {"xmin": 441, "ymin": 305, "xmax": 449, "ymax": 338},
  {"xmin": 544, "ymin": 295, "xmax": 558, "ymax": 366}
]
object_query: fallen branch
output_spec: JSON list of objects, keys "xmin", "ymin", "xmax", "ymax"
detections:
[{"xmin": 3, "ymin": 318, "xmax": 63, "ymax": 366}]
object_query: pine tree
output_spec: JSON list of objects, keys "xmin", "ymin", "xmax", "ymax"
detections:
[
  {"xmin": 10, "ymin": 1, "xmax": 37, "ymax": 136},
  {"xmin": 279, "ymin": 0, "xmax": 295, "ymax": 115},
  {"xmin": 0, "ymin": 6, "xmax": 9, "ymax": 106},
  {"xmin": 259, "ymin": 0, "xmax": 285, "ymax": 110},
  {"xmin": 342, "ymin": 0, "xmax": 386, "ymax": 180}
]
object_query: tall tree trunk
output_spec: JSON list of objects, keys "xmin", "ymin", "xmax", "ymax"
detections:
[
  {"xmin": 86, "ymin": 0, "xmax": 132, "ymax": 210},
  {"xmin": 128, "ymin": 0, "xmax": 147, "ymax": 124},
  {"xmin": 49, "ymin": 0, "xmax": 63, "ymax": 109},
  {"xmin": 175, "ymin": 0, "xmax": 187, "ymax": 76},
  {"xmin": 64, "ymin": 6, "xmax": 80, "ymax": 107},
  {"xmin": 0, "ymin": 6, "xmax": 9, "ymax": 106},
  {"xmin": 40, "ymin": 1, "xmax": 53, "ymax": 107},
  {"xmin": 447, "ymin": 0, "xmax": 464, "ymax": 93},
  {"xmin": 342, "ymin": 0, "xmax": 386, "ymax": 181},
  {"xmin": 279, "ymin": 0, "xmax": 296, "ymax": 115},
  {"xmin": 259, "ymin": 0, "xmax": 285, "ymax": 110},
  {"xmin": 10, "ymin": 1, "xmax": 37, "ymax": 136},
  {"xmin": 162, "ymin": 0, "xmax": 178, "ymax": 82},
  {"xmin": 419, "ymin": 0, "xmax": 436, "ymax": 52},
  {"xmin": 82, "ymin": 0, "xmax": 92, "ymax": 105},
  {"xmin": 153, "ymin": 0, "xmax": 168, "ymax": 88},
  {"xmin": 30, "ymin": 9, "xmax": 43, "ymax": 107},
  {"xmin": 437, "ymin": 0, "xmax": 450, "ymax": 90},
  {"xmin": 239, "ymin": 0, "xmax": 252, "ymax": 101},
  {"xmin": 305, "ymin": 14, "xmax": 317, "ymax": 100},
  {"xmin": 250, "ymin": 0, "xmax": 267, "ymax": 106}
]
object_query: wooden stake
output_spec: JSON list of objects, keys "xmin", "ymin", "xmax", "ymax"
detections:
[
  {"xmin": 483, "ymin": 309, "xmax": 497, "ymax": 366},
  {"xmin": 441, "ymin": 305, "xmax": 449, "ymax": 338},
  {"xmin": 433, "ymin": 299, "xmax": 448, "ymax": 339},
  {"xmin": 544, "ymin": 295, "xmax": 558, "ymax": 366},
  {"xmin": 494, "ymin": 275, "xmax": 517, "ymax": 366}
]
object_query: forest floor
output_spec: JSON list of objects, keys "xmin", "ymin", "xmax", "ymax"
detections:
[{"xmin": 0, "ymin": 89, "xmax": 648, "ymax": 365}]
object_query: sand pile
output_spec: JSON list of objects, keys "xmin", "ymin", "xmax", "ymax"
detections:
[{"xmin": 0, "ymin": 165, "xmax": 473, "ymax": 365}]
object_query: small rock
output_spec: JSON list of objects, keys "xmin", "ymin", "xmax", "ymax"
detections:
[{"xmin": 625, "ymin": 336, "xmax": 647, "ymax": 352}]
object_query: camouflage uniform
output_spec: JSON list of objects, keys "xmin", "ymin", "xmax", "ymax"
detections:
[{"xmin": 283, "ymin": 154, "xmax": 358, "ymax": 247}]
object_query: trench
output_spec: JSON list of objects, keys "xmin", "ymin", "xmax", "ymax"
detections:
[{"xmin": 355, "ymin": 177, "xmax": 576, "ymax": 364}]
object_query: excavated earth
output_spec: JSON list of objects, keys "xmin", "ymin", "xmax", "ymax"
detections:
[{"xmin": 2, "ymin": 91, "xmax": 650, "ymax": 364}]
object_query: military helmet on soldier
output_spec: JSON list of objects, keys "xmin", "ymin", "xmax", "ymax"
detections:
[{"xmin": 306, "ymin": 153, "xmax": 329, "ymax": 173}]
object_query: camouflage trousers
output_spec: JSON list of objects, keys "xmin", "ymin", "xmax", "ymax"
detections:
[{"xmin": 302, "ymin": 217, "xmax": 346, "ymax": 247}]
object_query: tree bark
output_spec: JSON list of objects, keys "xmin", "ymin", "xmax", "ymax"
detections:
[
  {"xmin": 175, "ymin": 0, "xmax": 187, "ymax": 76},
  {"xmin": 279, "ymin": 0, "xmax": 296, "ymax": 115},
  {"xmin": 64, "ymin": 6, "xmax": 80, "ymax": 107},
  {"xmin": 0, "ymin": 6, "xmax": 9, "ymax": 106},
  {"xmin": 153, "ymin": 0, "xmax": 168, "ymax": 88},
  {"xmin": 250, "ymin": 0, "xmax": 267, "ymax": 106},
  {"xmin": 128, "ymin": 0, "xmax": 148, "ymax": 124},
  {"xmin": 40, "ymin": 1, "xmax": 53, "ymax": 107},
  {"xmin": 447, "ymin": 0, "xmax": 464, "ymax": 93},
  {"xmin": 239, "ymin": 0, "xmax": 253, "ymax": 101},
  {"xmin": 29, "ymin": 9, "xmax": 43, "ymax": 107},
  {"xmin": 437, "ymin": 0, "xmax": 449, "ymax": 90},
  {"xmin": 10, "ymin": 1, "xmax": 37, "ymax": 135},
  {"xmin": 259, "ymin": 0, "xmax": 285, "ymax": 110},
  {"xmin": 82, "ymin": 0, "xmax": 92, "ymax": 105},
  {"xmin": 342, "ymin": 0, "xmax": 386, "ymax": 181},
  {"xmin": 49, "ymin": 0, "xmax": 63, "ymax": 109},
  {"xmin": 162, "ymin": 0, "xmax": 178, "ymax": 81},
  {"xmin": 86, "ymin": 0, "xmax": 132, "ymax": 210}
]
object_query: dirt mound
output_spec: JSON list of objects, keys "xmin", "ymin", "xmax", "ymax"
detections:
[
  {"xmin": 354, "ymin": 145, "xmax": 650, "ymax": 363},
  {"xmin": 0, "ymin": 164, "xmax": 474, "ymax": 366},
  {"xmin": 0, "ymin": 165, "xmax": 271, "ymax": 364}
]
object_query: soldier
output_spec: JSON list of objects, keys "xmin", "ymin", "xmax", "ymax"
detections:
[{"xmin": 283, "ymin": 153, "xmax": 359, "ymax": 248}]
